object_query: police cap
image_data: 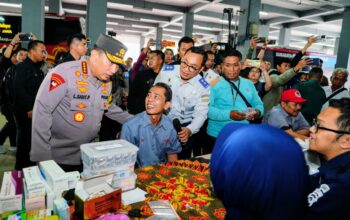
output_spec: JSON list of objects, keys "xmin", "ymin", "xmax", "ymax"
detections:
[{"xmin": 95, "ymin": 33, "xmax": 128, "ymax": 65}]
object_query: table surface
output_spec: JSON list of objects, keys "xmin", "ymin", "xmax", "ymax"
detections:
[{"xmin": 119, "ymin": 159, "xmax": 226, "ymax": 220}]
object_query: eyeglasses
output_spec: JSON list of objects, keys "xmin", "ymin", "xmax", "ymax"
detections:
[
  {"xmin": 181, "ymin": 61, "xmax": 200, "ymax": 73},
  {"xmin": 313, "ymin": 120, "xmax": 350, "ymax": 135}
]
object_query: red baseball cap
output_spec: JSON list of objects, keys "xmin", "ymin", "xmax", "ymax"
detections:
[{"xmin": 281, "ymin": 89, "xmax": 306, "ymax": 103}]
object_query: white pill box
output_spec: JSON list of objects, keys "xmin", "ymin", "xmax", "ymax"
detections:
[
  {"xmin": 81, "ymin": 140, "xmax": 138, "ymax": 178},
  {"xmin": 22, "ymin": 166, "xmax": 46, "ymax": 198},
  {"xmin": 39, "ymin": 160, "xmax": 69, "ymax": 198}
]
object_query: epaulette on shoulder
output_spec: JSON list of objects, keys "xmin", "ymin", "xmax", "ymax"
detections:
[
  {"xmin": 210, "ymin": 77, "xmax": 221, "ymax": 87},
  {"xmin": 163, "ymin": 64, "xmax": 174, "ymax": 71}
]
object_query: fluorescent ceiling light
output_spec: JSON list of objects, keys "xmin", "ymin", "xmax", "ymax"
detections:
[
  {"xmin": 194, "ymin": 25, "xmax": 213, "ymax": 31},
  {"xmin": 140, "ymin": 18, "xmax": 158, "ymax": 23},
  {"xmin": 164, "ymin": 29, "xmax": 182, "ymax": 33},
  {"xmin": 107, "ymin": 21, "xmax": 119, "ymax": 25},
  {"xmin": 125, "ymin": 30, "xmax": 141, "ymax": 33},
  {"xmin": 259, "ymin": 11, "xmax": 269, "ymax": 16},
  {"xmin": 108, "ymin": 14, "xmax": 125, "ymax": 19},
  {"xmin": 132, "ymin": 24, "xmax": 155, "ymax": 29},
  {"xmin": 64, "ymin": 9, "xmax": 85, "ymax": 15},
  {"xmin": 0, "ymin": 2, "xmax": 21, "ymax": 8}
]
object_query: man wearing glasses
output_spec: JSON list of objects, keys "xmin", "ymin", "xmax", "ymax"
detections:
[
  {"xmin": 13, "ymin": 40, "xmax": 46, "ymax": 170},
  {"xmin": 306, "ymin": 98, "xmax": 350, "ymax": 219},
  {"xmin": 154, "ymin": 47, "xmax": 209, "ymax": 159},
  {"xmin": 263, "ymin": 89, "xmax": 310, "ymax": 140}
]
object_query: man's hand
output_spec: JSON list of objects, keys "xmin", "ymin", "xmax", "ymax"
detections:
[
  {"xmin": 246, "ymin": 109, "xmax": 260, "ymax": 121},
  {"xmin": 302, "ymin": 35, "xmax": 317, "ymax": 53},
  {"xmin": 11, "ymin": 33, "xmax": 22, "ymax": 46},
  {"xmin": 293, "ymin": 58, "xmax": 312, "ymax": 72},
  {"xmin": 27, "ymin": 111, "xmax": 33, "ymax": 119},
  {"xmin": 230, "ymin": 110, "xmax": 246, "ymax": 121},
  {"xmin": 250, "ymin": 37, "xmax": 260, "ymax": 48},
  {"xmin": 178, "ymin": 127, "xmax": 192, "ymax": 143}
]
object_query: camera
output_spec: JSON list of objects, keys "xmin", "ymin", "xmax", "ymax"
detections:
[
  {"xmin": 316, "ymin": 35, "xmax": 326, "ymax": 41},
  {"xmin": 19, "ymin": 33, "xmax": 33, "ymax": 41}
]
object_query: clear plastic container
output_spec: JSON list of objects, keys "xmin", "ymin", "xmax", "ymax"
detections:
[{"xmin": 111, "ymin": 172, "xmax": 137, "ymax": 191}]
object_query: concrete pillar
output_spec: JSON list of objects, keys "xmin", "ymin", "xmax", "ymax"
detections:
[
  {"xmin": 156, "ymin": 27, "xmax": 163, "ymax": 50},
  {"xmin": 87, "ymin": 0, "xmax": 107, "ymax": 46},
  {"xmin": 49, "ymin": 0, "xmax": 63, "ymax": 15},
  {"xmin": 336, "ymin": 6, "xmax": 350, "ymax": 68},
  {"xmin": 237, "ymin": 0, "xmax": 261, "ymax": 57},
  {"xmin": 182, "ymin": 12, "xmax": 194, "ymax": 37},
  {"xmin": 278, "ymin": 27, "xmax": 291, "ymax": 46},
  {"xmin": 334, "ymin": 37, "xmax": 340, "ymax": 55},
  {"xmin": 216, "ymin": 32, "xmax": 223, "ymax": 42},
  {"xmin": 259, "ymin": 24, "xmax": 269, "ymax": 39},
  {"xmin": 22, "ymin": 0, "xmax": 45, "ymax": 40},
  {"xmin": 140, "ymin": 36, "xmax": 145, "ymax": 48}
]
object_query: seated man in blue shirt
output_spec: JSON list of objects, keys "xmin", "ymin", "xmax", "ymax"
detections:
[
  {"xmin": 121, "ymin": 83, "xmax": 181, "ymax": 167},
  {"xmin": 306, "ymin": 98, "xmax": 350, "ymax": 219},
  {"xmin": 263, "ymin": 89, "xmax": 310, "ymax": 140}
]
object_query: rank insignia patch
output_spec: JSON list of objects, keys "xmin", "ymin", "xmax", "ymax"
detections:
[
  {"xmin": 75, "ymin": 71, "xmax": 81, "ymax": 78},
  {"xmin": 81, "ymin": 61, "xmax": 88, "ymax": 74},
  {"xmin": 49, "ymin": 73, "xmax": 65, "ymax": 91},
  {"xmin": 77, "ymin": 87, "xmax": 89, "ymax": 93},
  {"xmin": 76, "ymin": 81, "xmax": 89, "ymax": 86},
  {"xmin": 76, "ymin": 103, "xmax": 87, "ymax": 109},
  {"xmin": 74, "ymin": 112, "xmax": 85, "ymax": 122}
]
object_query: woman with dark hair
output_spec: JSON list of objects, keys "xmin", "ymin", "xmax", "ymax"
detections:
[{"xmin": 210, "ymin": 124, "xmax": 309, "ymax": 220}]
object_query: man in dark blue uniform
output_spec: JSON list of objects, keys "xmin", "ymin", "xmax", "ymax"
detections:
[{"xmin": 306, "ymin": 97, "xmax": 350, "ymax": 219}]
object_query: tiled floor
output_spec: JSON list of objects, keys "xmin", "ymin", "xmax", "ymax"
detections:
[{"xmin": 0, "ymin": 114, "xmax": 16, "ymax": 184}]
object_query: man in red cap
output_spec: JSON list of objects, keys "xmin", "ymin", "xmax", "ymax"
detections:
[{"xmin": 263, "ymin": 89, "xmax": 310, "ymax": 140}]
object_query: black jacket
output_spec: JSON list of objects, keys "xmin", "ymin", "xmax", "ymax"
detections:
[
  {"xmin": 13, "ymin": 58, "xmax": 44, "ymax": 113},
  {"xmin": 128, "ymin": 68, "xmax": 157, "ymax": 114}
]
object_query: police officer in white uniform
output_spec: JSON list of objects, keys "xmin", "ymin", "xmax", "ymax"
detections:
[
  {"xmin": 31, "ymin": 34, "xmax": 131, "ymax": 172},
  {"xmin": 155, "ymin": 47, "xmax": 210, "ymax": 159}
]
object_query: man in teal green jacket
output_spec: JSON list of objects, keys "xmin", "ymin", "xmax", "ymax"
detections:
[{"xmin": 206, "ymin": 50, "xmax": 264, "ymax": 152}]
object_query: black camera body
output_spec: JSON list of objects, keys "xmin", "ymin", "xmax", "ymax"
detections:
[{"xmin": 19, "ymin": 33, "xmax": 33, "ymax": 41}]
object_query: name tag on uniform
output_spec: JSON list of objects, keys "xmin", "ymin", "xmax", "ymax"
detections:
[{"xmin": 199, "ymin": 78, "xmax": 209, "ymax": 88}]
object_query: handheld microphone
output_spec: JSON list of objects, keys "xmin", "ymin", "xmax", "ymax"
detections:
[
  {"xmin": 173, "ymin": 118, "xmax": 182, "ymax": 133},
  {"xmin": 173, "ymin": 118, "xmax": 185, "ymax": 145}
]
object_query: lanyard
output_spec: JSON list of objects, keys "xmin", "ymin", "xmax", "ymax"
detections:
[{"xmin": 229, "ymin": 79, "xmax": 240, "ymax": 106}]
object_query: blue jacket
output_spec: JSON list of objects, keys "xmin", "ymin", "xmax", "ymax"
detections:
[
  {"xmin": 207, "ymin": 76, "xmax": 264, "ymax": 137},
  {"xmin": 306, "ymin": 151, "xmax": 350, "ymax": 220}
]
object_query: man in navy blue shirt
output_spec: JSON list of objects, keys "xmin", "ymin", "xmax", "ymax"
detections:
[
  {"xmin": 306, "ymin": 98, "xmax": 350, "ymax": 219},
  {"xmin": 121, "ymin": 83, "xmax": 181, "ymax": 167}
]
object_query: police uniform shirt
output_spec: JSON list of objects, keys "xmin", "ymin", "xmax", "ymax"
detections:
[
  {"xmin": 30, "ymin": 60, "xmax": 131, "ymax": 165},
  {"xmin": 155, "ymin": 64, "xmax": 210, "ymax": 134}
]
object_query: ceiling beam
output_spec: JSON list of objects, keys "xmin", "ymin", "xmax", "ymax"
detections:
[
  {"xmin": 107, "ymin": 24, "xmax": 149, "ymax": 32},
  {"xmin": 261, "ymin": 4, "xmax": 299, "ymax": 18},
  {"xmin": 293, "ymin": 27, "xmax": 340, "ymax": 38},
  {"xmin": 62, "ymin": 2, "xmax": 170, "ymax": 22},
  {"xmin": 323, "ymin": 13, "xmax": 344, "ymax": 22},
  {"xmin": 265, "ymin": 4, "xmax": 343, "ymax": 27},
  {"xmin": 190, "ymin": 0, "xmax": 224, "ymax": 13},
  {"xmin": 108, "ymin": 0, "xmax": 186, "ymax": 13}
]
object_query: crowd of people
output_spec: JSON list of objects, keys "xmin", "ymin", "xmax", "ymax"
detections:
[{"xmin": 0, "ymin": 31, "xmax": 350, "ymax": 219}]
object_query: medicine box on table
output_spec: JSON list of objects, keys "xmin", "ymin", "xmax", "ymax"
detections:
[{"xmin": 81, "ymin": 140, "xmax": 138, "ymax": 178}]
